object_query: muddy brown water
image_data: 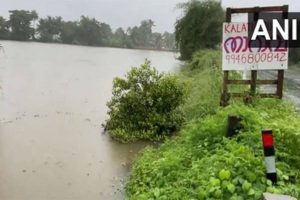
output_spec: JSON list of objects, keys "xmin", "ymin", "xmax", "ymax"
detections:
[{"xmin": 0, "ymin": 41, "xmax": 180, "ymax": 200}]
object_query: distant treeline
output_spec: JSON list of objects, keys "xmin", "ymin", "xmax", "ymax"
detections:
[{"xmin": 0, "ymin": 10, "xmax": 176, "ymax": 51}]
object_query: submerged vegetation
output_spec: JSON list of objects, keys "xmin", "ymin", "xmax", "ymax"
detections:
[{"xmin": 103, "ymin": 60, "xmax": 186, "ymax": 143}]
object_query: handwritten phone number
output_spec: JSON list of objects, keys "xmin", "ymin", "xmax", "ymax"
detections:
[{"xmin": 225, "ymin": 52, "xmax": 288, "ymax": 64}]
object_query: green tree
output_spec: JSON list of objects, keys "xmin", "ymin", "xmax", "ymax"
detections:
[
  {"xmin": 127, "ymin": 19, "xmax": 155, "ymax": 48},
  {"xmin": 139, "ymin": 19, "xmax": 154, "ymax": 47},
  {"xmin": 151, "ymin": 32, "xmax": 163, "ymax": 50},
  {"xmin": 103, "ymin": 60, "xmax": 186, "ymax": 142},
  {"xmin": 77, "ymin": 16, "xmax": 102, "ymax": 45},
  {"xmin": 175, "ymin": 0, "xmax": 224, "ymax": 60},
  {"xmin": 99, "ymin": 22, "xmax": 113, "ymax": 46},
  {"xmin": 60, "ymin": 21, "xmax": 79, "ymax": 44},
  {"xmin": 127, "ymin": 26, "xmax": 140, "ymax": 47},
  {"xmin": 162, "ymin": 32, "xmax": 176, "ymax": 50},
  {"xmin": 75, "ymin": 16, "xmax": 113, "ymax": 46},
  {"xmin": 112, "ymin": 27, "xmax": 126, "ymax": 47},
  {"xmin": 0, "ymin": 16, "xmax": 10, "ymax": 39},
  {"xmin": 8, "ymin": 10, "xmax": 38, "ymax": 41},
  {"xmin": 37, "ymin": 16, "xmax": 63, "ymax": 42}
]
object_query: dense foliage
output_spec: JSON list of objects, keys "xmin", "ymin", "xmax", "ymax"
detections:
[
  {"xmin": 103, "ymin": 60, "xmax": 186, "ymax": 142},
  {"xmin": 8, "ymin": 10, "xmax": 38, "ymax": 41},
  {"xmin": 126, "ymin": 100, "xmax": 300, "ymax": 200},
  {"xmin": 37, "ymin": 16, "xmax": 63, "ymax": 42},
  {"xmin": 175, "ymin": 0, "xmax": 224, "ymax": 60},
  {"xmin": 0, "ymin": 10, "xmax": 176, "ymax": 51}
]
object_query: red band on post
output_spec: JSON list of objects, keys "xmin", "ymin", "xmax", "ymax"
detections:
[{"xmin": 262, "ymin": 134, "xmax": 274, "ymax": 147}]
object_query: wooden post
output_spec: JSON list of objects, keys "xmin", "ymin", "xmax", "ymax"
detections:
[
  {"xmin": 250, "ymin": 70, "xmax": 257, "ymax": 95},
  {"xmin": 227, "ymin": 115, "xmax": 243, "ymax": 137},
  {"xmin": 221, "ymin": 71, "xmax": 229, "ymax": 106},
  {"xmin": 220, "ymin": 8, "xmax": 232, "ymax": 106},
  {"xmin": 226, "ymin": 8, "xmax": 232, "ymax": 22},
  {"xmin": 277, "ymin": 70, "xmax": 284, "ymax": 99}
]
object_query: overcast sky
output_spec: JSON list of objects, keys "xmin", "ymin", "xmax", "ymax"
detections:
[{"xmin": 0, "ymin": 0, "xmax": 298, "ymax": 33}]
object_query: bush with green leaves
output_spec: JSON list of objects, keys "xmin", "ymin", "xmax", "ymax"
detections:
[
  {"xmin": 125, "ymin": 99, "xmax": 300, "ymax": 200},
  {"xmin": 103, "ymin": 60, "xmax": 186, "ymax": 142}
]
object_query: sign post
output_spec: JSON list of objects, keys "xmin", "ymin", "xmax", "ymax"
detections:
[{"xmin": 220, "ymin": 5, "xmax": 289, "ymax": 107}]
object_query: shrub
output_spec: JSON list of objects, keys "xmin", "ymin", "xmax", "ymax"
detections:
[
  {"xmin": 103, "ymin": 60, "xmax": 186, "ymax": 143},
  {"xmin": 126, "ymin": 99, "xmax": 300, "ymax": 199}
]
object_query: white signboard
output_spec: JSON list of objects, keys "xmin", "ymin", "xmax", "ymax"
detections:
[{"xmin": 222, "ymin": 22, "xmax": 288, "ymax": 71}]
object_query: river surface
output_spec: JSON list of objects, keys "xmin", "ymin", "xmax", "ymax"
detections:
[{"xmin": 0, "ymin": 41, "xmax": 180, "ymax": 200}]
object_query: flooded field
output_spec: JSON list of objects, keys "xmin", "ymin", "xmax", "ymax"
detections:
[{"xmin": 0, "ymin": 41, "xmax": 180, "ymax": 200}]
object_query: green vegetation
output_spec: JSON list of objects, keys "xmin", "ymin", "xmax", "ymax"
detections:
[
  {"xmin": 103, "ymin": 60, "xmax": 186, "ymax": 143},
  {"xmin": 37, "ymin": 16, "xmax": 63, "ymax": 42},
  {"xmin": 8, "ymin": 10, "xmax": 38, "ymax": 41},
  {"xmin": 0, "ymin": 11, "xmax": 176, "ymax": 51},
  {"xmin": 175, "ymin": 0, "xmax": 224, "ymax": 60},
  {"xmin": 179, "ymin": 49, "xmax": 222, "ymax": 120},
  {"xmin": 104, "ymin": 0, "xmax": 299, "ymax": 198},
  {"xmin": 125, "ymin": 50, "xmax": 300, "ymax": 199},
  {"xmin": 100, "ymin": 0, "xmax": 300, "ymax": 197},
  {"xmin": 0, "ymin": 16, "xmax": 10, "ymax": 39},
  {"xmin": 126, "ymin": 100, "xmax": 300, "ymax": 200}
]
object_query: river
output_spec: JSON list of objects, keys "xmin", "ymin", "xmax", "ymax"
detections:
[{"xmin": 0, "ymin": 41, "xmax": 180, "ymax": 200}]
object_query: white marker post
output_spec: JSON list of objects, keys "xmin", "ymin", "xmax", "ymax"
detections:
[{"xmin": 262, "ymin": 129, "xmax": 277, "ymax": 184}]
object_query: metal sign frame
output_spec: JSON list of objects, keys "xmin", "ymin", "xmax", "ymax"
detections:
[{"xmin": 220, "ymin": 5, "xmax": 289, "ymax": 107}]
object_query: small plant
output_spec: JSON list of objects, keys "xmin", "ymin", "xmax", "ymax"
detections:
[{"xmin": 103, "ymin": 60, "xmax": 186, "ymax": 142}]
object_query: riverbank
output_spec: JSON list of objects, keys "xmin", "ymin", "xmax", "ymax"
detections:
[{"xmin": 125, "ymin": 49, "xmax": 300, "ymax": 199}]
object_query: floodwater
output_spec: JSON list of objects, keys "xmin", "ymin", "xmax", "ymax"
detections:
[{"xmin": 0, "ymin": 41, "xmax": 180, "ymax": 200}]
